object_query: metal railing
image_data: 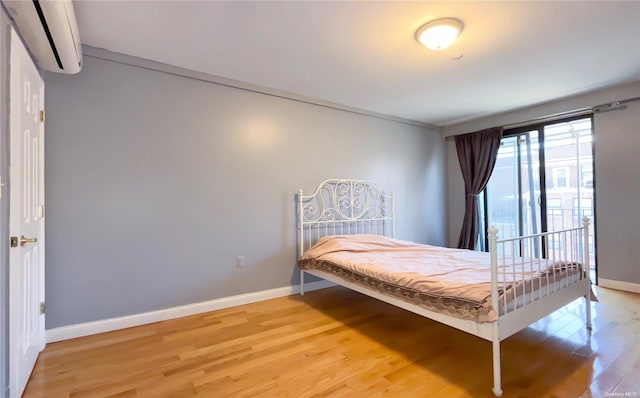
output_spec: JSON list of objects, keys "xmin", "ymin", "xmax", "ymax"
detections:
[{"xmin": 487, "ymin": 208, "xmax": 596, "ymax": 271}]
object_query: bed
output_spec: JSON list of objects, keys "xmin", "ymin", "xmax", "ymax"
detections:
[{"xmin": 296, "ymin": 179, "xmax": 592, "ymax": 397}]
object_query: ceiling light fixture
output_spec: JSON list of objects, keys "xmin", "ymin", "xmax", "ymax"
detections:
[{"xmin": 415, "ymin": 18, "xmax": 464, "ymax": 51}]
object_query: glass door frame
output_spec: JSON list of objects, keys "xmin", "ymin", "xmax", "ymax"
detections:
[
  {"xmin": 481, "ymin": 128, "xmax": 546, "ymax": 256},
  {"xmin": 481, "ymin": 114, "xmax": 598, "ymax": 284}
]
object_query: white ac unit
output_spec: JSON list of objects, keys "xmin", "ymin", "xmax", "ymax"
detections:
[{"xmin": 2, "ymin": 0, "xmax": 82, "ymax": 74}]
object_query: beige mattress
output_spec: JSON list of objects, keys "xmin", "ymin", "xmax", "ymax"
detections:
[{"xmin": 299, "ymin": 235, "xmax": 587, "ymax": 322}]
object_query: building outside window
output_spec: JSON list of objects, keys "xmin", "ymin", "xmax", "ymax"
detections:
[{"xmin": 553, "ymin": 167, "xmax": 568, "ymax": 188}]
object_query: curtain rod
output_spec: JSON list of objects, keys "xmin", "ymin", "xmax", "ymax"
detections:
[{"xmin": 443, "ymin": 95, "xmax": 640, "ymax": 142}]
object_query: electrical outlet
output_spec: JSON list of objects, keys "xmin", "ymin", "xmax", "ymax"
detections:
[{"xmin": 235, "ymin": 256, "xmax": 245, "ymax": 268}]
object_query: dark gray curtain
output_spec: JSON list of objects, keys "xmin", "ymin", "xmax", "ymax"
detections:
[{"xmin": 455, "ymin": 127, "xmax": 503, "ymax": 250}]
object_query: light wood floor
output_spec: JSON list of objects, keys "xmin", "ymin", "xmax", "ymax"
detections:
[{"xmin": 24, "ymin": 286, "xmax": 640, "ymax": 398}]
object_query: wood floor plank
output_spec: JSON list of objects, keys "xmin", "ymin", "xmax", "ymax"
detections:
[{"xmin": 23, "ymin": 286, "xmax": 640, "ymax": 397}]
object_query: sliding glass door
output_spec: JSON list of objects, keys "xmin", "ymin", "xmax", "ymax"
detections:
[
  {"xmin": 543, "ymin": 118, "xmax": 596, "ymax": 280},
  {"xmin": 481, "ymin": 116, "xmax": 596, "ymax": 280},
  {"xmin": 483, "ymin": 131, "xmax": 542, "ymax": 256}
]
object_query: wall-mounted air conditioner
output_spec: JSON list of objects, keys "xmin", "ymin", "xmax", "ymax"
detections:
[{"xmin": 2, "ymin": 0, "xmax": 82, "ymax": 74}]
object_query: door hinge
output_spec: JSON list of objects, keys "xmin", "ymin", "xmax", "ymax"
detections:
[
  {"xmin": 40, "ymin": 302, "xmax": 45, "ymax": 315},
  {"xmin": 40, "ymin": 110, "xmax": 45, "ymax": 123},
  {"xmin": 38, "ymin": 205, "xmax": 45, "ymax": 219}
]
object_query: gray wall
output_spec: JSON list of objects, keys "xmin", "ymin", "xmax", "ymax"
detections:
[
  {"xmin": 445, "ymin": 82, "xmax": 640, "ymax": 286},
  {"xmin": 593, "ymin": 100, "xmax": 640, "ymax": 284},
  {"xmin": 44, "ymin": 51, "xmax": 447, "ymax": 329},
  {"xmin": 1, "ymin": 7, "xmax": 10, "ymax": 397}
]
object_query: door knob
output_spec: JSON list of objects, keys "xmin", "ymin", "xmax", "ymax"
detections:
[{"xmin": 19, "ymin": 235, "xmax": 37, "ymax": 246}]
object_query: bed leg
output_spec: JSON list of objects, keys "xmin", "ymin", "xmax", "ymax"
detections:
[
  {"xmin": 492, "ymin": 331, "xmax": 503, "ymax": 397},
  {"xmin": 300, "ymin": 270, "xmax": 305, "ymax": 296},
  {"xmin": 586, "ymin": 291, "xmax": 592, "ymax": 330},
  {"xmin": 583, "ymin": 217, "xmax": 592, "ymax": 331}
]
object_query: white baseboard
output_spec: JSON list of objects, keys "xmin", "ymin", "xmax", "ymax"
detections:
[
  {"xmin": 598, "ymin": 278, "xmax": 640, "ymax": 294},
  {"xmin": 46, "ymin": 280, "xmax": 335, "ymax": 343}
]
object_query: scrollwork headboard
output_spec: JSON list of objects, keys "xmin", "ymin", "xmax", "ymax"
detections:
[{"xmin": 297, "ymin": 179, "xmax": 395, "ymax": 257}]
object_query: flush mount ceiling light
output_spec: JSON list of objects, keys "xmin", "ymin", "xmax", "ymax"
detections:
[{"xmin": 415, "ymin": 18, "xmax": 464, "ymax": 51}]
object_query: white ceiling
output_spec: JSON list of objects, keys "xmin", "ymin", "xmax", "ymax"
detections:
[{"xmin": 74, "ymin": 1, "xmax": 640, "ymax": 127}]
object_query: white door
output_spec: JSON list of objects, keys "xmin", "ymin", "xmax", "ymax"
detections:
[{"xmin": 9, "ymin": 27, "xmax": 46, "ymax": 398}]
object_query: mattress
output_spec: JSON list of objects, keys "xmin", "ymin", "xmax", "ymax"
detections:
[{"xmin": 299, "ymin": 235, "xmax": 587, "ymax": 322}]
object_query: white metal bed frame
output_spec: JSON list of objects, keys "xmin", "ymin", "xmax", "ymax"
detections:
[{"xmin": 297, "ymin": 179, "xmax": 592, "ymax": 397}]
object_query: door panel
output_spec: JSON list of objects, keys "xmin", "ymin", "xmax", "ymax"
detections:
[
  {"xmin": 486, "ymin": 136, "xmax": 520, "ymax": 242},
  {"xmin": 485, "ymin": 132, "xmax": 542, "ymax": 256},
  {"xmin": 543, "ymin": 119, "xmax": 596, "ymax": 277},
  {"xmin": 9, "ymin": 28, "xmax": 45, "ymax": 398}
]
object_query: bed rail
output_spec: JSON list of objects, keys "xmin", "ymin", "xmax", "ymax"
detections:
[
  {"xmin": 487, "ymin": 217, "xmax": 591, "ymax": 396},
  {"xmin": 488, "ymin": 217, "xmax": 591, "ymax": 319}
]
